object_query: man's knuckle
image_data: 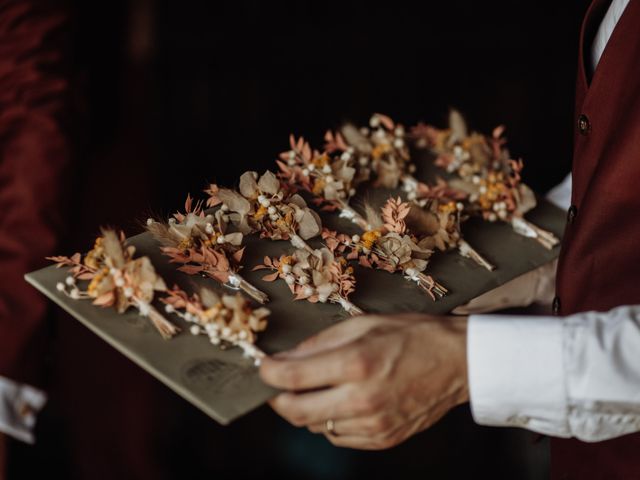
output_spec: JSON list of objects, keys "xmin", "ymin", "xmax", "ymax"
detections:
[
  {"xmin": 371, "ymin": 415, "xmax": 392, "ymax": 433},
  {"xmin": 352, "ymin": 391, "xmax": 381, "ymax": 415},
  {"xmin": 348, "ymin": 350, "xmax": 373, "ymax": 378},
  {"xmin": 289, "ymin": 413, "xmax": 308, "ymax": 427}
]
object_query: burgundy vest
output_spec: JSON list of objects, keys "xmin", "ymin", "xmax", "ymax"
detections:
[{"xmin": 552, "ymin": 0, "xmax": 640, "ymax": 478}]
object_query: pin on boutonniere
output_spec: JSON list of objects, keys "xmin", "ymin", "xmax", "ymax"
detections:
[
  {"xmin": 161, "ymin": 286, "xmax": 269, "ymax": 365},
  {"xmin": 252, "ymin": 247, "xmax": 363, "ymax": 316},
  {"xmin": 410, "ymin": 109, "xmax": 559, "ymax": 249},
  {"xmin": 206, "ymin": 170, "xmax": 322, "ymax": 254},
  {"xmin": 322, "ymin": 197, "xmax": 448, "ymax": 301},
  {"xmin": 276, "ymin": 134, "xmax": 371, "ymax": 230},
  {"xmin": 146, "ymin": 195, "xmax": 269, "ymax": 304},
  {"xmin": 47, "ymin": 229, "xmax": 179, "ymax": 339}
]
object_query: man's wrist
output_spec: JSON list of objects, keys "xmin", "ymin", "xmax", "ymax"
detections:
[{"xmin": 437, "ymin": 314, "xmax": 469, "ymax": 406}]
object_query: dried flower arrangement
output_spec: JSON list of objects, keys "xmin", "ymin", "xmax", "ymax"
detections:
[
  {"xmin": 410, "ymin": 110, "xmax": 560, "ymax": 249},
  {"xmin": 252, "ymin": 247, "xmax": 363, "ymax": 316},
  {"xmin": 406, "ymin": 197, "xmax": 495, "ymax": 271},
  {"xmin": 48, "ymin": 229, "xmax": 179, "ymax": 339},
  {"xmin": 162, "ymin": 286, "xmax": 269, "ymax": 365},
  {"xmin": 146, "ymin": 195, "xmax": 269, "ymax": 304},
  {"xmin": 276, "ymin": 134, "xmax": 370, "ymax": 230},
  {"xmin": 206, "ymin": 170, "xmax": 322, "ymax": 254},
  {"xmin": 322, "ymin": 197, "xmax": 448, "ymax": 300},
  {"xmin": 337, "ymin": 113, "xmax": 413, "ymax": 190}
]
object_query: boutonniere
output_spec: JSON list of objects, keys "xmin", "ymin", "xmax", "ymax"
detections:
[
  {"xmin": 407, "ymin": 196, "xmax": 495, "ymax": 271},
  {"xmin": 253, "ymin": 247, "xmax": 362, "ymax": 316},
  {"xmin": 48, "ymin": 229, "xmax": 179, "ymax": 339},
  {"xmin": 411, "ymin": 110, "xmax": 559, "ymax": 249},
  {"xmin": 206, "ymin": 170, "xmax": 322, "ymax": 253},
  {"xmin": 276, "ymin": 134, "xmax": 371, "ymax": 230},
  {"xmin": 322, "ymin": 197, "xmax": 447, "ymax": 300},
  {"xmin": 146, "ymin": 195, "xmax": 269, "ymax": 304},
  {"xmin": 338, "ymin": 113, "xmax": 414, "ymax": 190},
  {"xmin": 161, "ymin": 286, "xmax": 269, "ymax": 365}
]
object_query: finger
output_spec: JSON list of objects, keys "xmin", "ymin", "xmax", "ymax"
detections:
[
  {"xmin": 269, "ymin": 384, "xmax": 358, "ymax": 426},
  {"xmin": 275, "ymin": 315, "xmax": 383, "ymax": 360},
  {"xmin": 322, "ymin": 417, "xmax": 425, "ymax": 450},
  {"xmin": 260, "ymin": 339, "xmax": 372, "ymax": 390},
  {"xmin": 322, "ymin": 431, "xmax": 403, "ymax": 451},
  {"xmin": 307, "ymin": 413, "xmax": 399, "ymax": 437},
  {"xmin": 452, "ymin": 268, "xmax": 542, "ymax": 315}
]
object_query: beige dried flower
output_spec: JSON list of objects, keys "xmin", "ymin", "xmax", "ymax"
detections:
[
  {"xmin": 48, "ymin": 229, "xmax": 179, "ymax": 339},
  {"xmin": 162, "ymin": 286, "xmax": 269, "ymax": 365},
  {"xmin": 253, "ymin": 247, "xmax": 362, "ymax": 316},
  {"xmin": 409, "ymin": 109, "xmax": 559, "ymax": 249},
  {"xmin": 207, "ymin": 170, "xmax": 322, "ymax": 253},
  {"xmin": 146, "ymin": 195, "xmax": 268, "ymax": 304}
]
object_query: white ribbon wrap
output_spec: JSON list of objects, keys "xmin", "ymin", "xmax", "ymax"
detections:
[
  {"xmin": 290, "ymin": 234, "xmax": 307, "ymax": 249},
  {"xmin": 339, "ymin": 208, "xmax": 355, "ymax": 220}
]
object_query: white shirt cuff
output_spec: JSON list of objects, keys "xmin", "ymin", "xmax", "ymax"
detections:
[
  {"xmin": 467, "ymin": 314, "xmax": 571, "ymax": 437},
  {"xmin": 0, "ymin": 376, "xmax": 47, "ymax": 444}
]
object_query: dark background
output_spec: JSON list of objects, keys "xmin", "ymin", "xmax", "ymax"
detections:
[{"xmin": 9, "ymin": 1, "xmax": 589, "ymax": 478}]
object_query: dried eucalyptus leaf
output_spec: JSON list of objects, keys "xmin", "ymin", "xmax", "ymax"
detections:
[
  {"xmin": 449, "ymin": 109, "xmax": 468, "ymax": 143},
  {"xmin": 218, "ymin": 189, "xmax": 251, "ymax": 215},
  {"xmin": 288, "ymin": 193, "xmax": 307, "ymax": 209},
  {"xmin": 258, "ymin": 171, "xmax": 280, "ymax": 195},
  {"xmin": 224, "ymin": 232, "xmax": 243, "ymax": 246},
  {"xmin": 341, "ymin": 123, "xmax": 373, "ymax": 154},
  {"xmin": 239, "ymin": 171, "xmax": 259, "ymax": 198}
]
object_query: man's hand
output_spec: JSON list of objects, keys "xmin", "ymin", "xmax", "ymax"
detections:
[
  {"xmin": 452, "ymin": 259, "xmax": 557, "ymax": 315},
  {"xmin": 259, "ymin": 314, "xmax": 469, "ymax": 450}
]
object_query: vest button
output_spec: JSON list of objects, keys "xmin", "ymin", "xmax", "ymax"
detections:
[
  {"xmin": 578, "ymin": 114, "xmax": 590, "ymax": 135},
  {"xmin": 552, "ymin": 296, "xmax": 561, "ymax": 315},
  {"xmin": 567, "ymin": 205, "xmax": 578, "ymax": 224}
]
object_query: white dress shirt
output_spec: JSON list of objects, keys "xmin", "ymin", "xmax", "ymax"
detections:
[{"xmin": 467, "ymin": 0, "xmax": 639, "ymax": 442}]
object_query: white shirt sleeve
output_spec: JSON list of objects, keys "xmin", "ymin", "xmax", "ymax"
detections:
[
  {"xmin": 544, "ymin": 173, "xmax": 572, "ymax": 211},
  {"xmin": 0, "ymin": 376, "xmax": 47, "ymax": 444},
  {"xmin": 467, "ymin": 305, "xmax": 640, "ymax": 441},
  {"xmin": 467, "ymin": 168, "xmax": 640, "ymax": 441}
]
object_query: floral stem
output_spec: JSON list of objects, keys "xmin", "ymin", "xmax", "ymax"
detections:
[
  {"xmin": 227, "ymin": 273, "xmax": 270, "ymax": 304},
  {"xmin": 330, "ymin": 294, "xmax": 363, "ymax": 316},
  {"xmin": 511, "ymin": 217, "xmax": 560, "ymax": 250},
  {"xmin": 133, "ymin": 298, "xmax": 180, "ymax": 339},
  {"xmin": 458, "ymin": 240, "xmax": 495, "ymax": 271},
  {"xmin": 289, "ymin": 233, "xmax": 316, "ymax": 255},
  {"xmin": 415, "ymin": 272, "xmax": 448, "ymax": 301}
]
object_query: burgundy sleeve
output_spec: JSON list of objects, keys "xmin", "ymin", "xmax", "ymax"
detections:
[{"xmin": 0, "ymin": 0, "xmax": 70, "ymax": 385}]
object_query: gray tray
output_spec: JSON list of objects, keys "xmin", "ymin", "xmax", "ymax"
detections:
[{"xmin": 26, "ymin": 168, "xmax": 566, "ymax": 425}]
